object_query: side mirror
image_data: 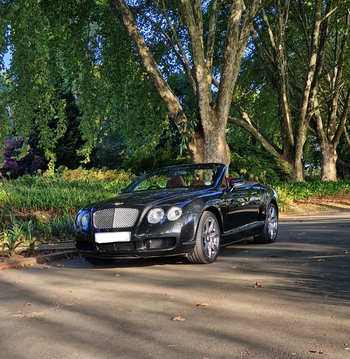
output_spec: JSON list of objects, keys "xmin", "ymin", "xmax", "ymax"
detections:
[{"xmin": 229, "ymin": 178, "xmax": 245, "ymax": 191}]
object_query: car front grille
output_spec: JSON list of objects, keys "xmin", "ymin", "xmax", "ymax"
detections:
[
  {"xmin": 93, "ymin": 208, "xmax": 139, "ymax": 229},
  {"xmin": 98, "ymin": 242, "xmax": 136, "ymax": 251}
]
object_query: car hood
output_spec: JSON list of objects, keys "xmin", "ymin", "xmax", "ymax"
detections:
[{"xmin": 86, "ymin": 188, "xmax": 215, "ymax": 210}]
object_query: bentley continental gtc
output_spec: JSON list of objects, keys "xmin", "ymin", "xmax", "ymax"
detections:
[{"xmin": 74, "ymin": 163, "xmax": 278, "ymax": 265}]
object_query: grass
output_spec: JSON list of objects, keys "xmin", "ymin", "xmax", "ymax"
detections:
[{"xmin": 1, "ymin": 167, "xmax": 350, "ymax": 256}]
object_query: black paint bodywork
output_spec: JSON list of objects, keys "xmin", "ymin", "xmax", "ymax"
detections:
[{"xmin": 74, "ymin": 163, "xmax": 278, "ymax": 260}]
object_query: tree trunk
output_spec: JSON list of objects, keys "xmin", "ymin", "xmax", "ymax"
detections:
[
  {"xmin": 320, "ymin": 144, "xmax": 338, "ymax": 181},
  {"xmin": 188, "ymin": 114, "xmax": 230, "ymax": 165}
]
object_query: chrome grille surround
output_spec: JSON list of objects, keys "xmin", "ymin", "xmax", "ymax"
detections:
[{"xmin": 93, "ymin": 208, "xmax": 139, "ymax": 229}]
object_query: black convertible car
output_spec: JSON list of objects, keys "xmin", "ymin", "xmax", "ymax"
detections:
[{"xmin": 74, "ymin": 163, "xmax": 278, "ymax": 265}]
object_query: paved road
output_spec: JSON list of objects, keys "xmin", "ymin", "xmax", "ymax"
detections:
[{"xmin": 1, "ymin": 213, "xmax": 349, "ymax": 359}]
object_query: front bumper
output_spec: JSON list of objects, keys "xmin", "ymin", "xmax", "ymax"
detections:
[{"xmin": 75, "ymin": 218, "xmax": 196, "ymax": 259}]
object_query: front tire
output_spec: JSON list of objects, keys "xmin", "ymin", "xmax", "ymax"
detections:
[
  {"xmin": 254, "ymin": 203, "xmax": 278, "ymax": 244},
  {"xmin": 188, "ymin": 211, "xmax": 221, "ymax": 264}
]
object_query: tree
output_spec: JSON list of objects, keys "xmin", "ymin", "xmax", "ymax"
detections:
[
  {"xmin": 1, "ymin": 0, "xmax": 262, "ymax": 171},
  {"xmin": 310, "ymin": 2, "xmax": 350, "ymax": 181},
  {"xmin": 229, "ymin": 0, "xmax": 350, "ymax": 181},
  {"xmin": 0, "ymin": 0, "xmax": 169, "ymax": 170},
  {"xmin": 109, "ymin": 0, "xmax": 261, "ymax": 167}
]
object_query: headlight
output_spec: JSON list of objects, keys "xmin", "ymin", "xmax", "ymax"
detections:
[
  {"xmin": 147, "ymin": 208, "xmax": 165, "ymax": 224},
  {"xmin": 75, "ymin": 210, "xmax": 90, "ymax": 231},
  {"xmin": 167, "ymin": 206, "xmax": 182, "ymax": 221}
]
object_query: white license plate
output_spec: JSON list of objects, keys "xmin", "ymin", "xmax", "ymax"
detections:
[{"xmin": 95, "ymin": 232, "xmax": 131, "ymax": 243}]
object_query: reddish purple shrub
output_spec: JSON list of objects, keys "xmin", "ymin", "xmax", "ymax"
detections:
[{"xmin": 1, "ymin": 137, "xmax": 48, "ymax": 178}]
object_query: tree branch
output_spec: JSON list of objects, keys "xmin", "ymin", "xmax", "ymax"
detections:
[
  {"xmin": 159, "ymin": 0, "xmax": 196, "ymax": 93},
  {"xmin": 109, "ymin": 0, "xmax": 187, "ymax": 132},
  {"xmin": 205, "ymin": 0, "xmax": 218, "ymax": 73},
  {"xmin": 229, "ymin": 100, "xmax": 282, "ymax": 158}
]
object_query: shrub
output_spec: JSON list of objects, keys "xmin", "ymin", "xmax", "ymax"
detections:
[
  {"xmin": 0, "ymin": 137, "xmax": 48, "ymax": 178},
  {"xmin": 1, "ymin": 220, "xmax": 25, "ymax": 257}
]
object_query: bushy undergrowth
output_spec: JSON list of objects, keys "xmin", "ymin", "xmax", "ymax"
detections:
[
  {"xmin": 275, "ymin": 180, "xmax": 350, "ymax": 211},
  {"xmin": 1, "ymin": 167, "xmax": 350, "ymax": 257}
]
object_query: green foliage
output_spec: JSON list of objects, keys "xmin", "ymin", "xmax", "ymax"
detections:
[
  {"xmin": 24, "ymin": 220, "xmax": 36, "ymax": 257},
  {"xmin": 39, "ymin": 215, "xmax": 75, "ymax": 242},
  {"xmin": 1, "ymin": 220, "xmax": 25, "ymax": 257},
  {"xmin": 54, "ymin": 93, "xmax": 85, "ymax": 169},
  {"xmin": 122, "ymin": 140, "xmax": 189, "ymax": 175},
  {"xmin": 275, "ymin": 181, "xmax": 350, "ymax": 211},
  {"xmin": 227, "ymin": 127, "xmax": 291, "ymax": 184},
  {"xmin": 0, "ymin": 73, "xmax": 11, "ymax": 163},
  {"xmin": 0, "ymin": 167, "xmax": 133, "ymax": 217},
  {"xmin": 1, "ymin": 0, "xmax": 170, "ymax": 170}
]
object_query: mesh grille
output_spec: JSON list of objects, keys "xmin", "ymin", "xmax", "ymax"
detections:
[
  {"xmin": 98, "ymin": 242, "xmax": 135, "ymax": 251},
  {"xmin": 93, "ymin": 208, "xmax": 139, "ymax": 229},
  {"xmin": 145, "ymin": 238, "xmax": 176, "ymax": 250}
]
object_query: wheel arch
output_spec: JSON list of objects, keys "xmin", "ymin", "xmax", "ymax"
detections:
[
  {"xmin": 269, "ymin": 198, "xmax": 279, "ymax": 215},
  {"xmin": 204, "ymin": 206, "xmax": 223, "ymax": 234}
]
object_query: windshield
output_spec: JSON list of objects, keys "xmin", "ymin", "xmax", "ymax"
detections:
[{"xmin": 122, "ymin": 163, "xmax": 226, "ymax": 193}]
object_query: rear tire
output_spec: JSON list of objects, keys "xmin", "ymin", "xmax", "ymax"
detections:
[
  {"xmin": 188, "ymin": 211, "xmax": 220, "ymax": 264},
  {"xmin": 254, "ymin": 203, "xmax": 278, "ymax": 244},
  {"xmin": 85, "ymin": 257, "xmax": 116, "ymax": 265}
]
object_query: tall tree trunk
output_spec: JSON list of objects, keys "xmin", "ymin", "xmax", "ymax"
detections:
[
  {"xmin": 188, "ymin": 112, "xmax": 230, "ymax": 165},
  {"xmin": 320, "ymin": 144, "xmax": 338, "ymax": 181}
]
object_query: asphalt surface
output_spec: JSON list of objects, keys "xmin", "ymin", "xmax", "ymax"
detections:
[{"xmin": 0, "ymin": 212, "xmax": 349, "ymax": 359}]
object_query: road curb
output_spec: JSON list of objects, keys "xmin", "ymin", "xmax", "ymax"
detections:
[{"xmin": 0, "ymin": 250, "xmax": 78, "ymax": 270}]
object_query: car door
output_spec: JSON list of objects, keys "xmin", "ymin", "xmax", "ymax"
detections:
[{"xmin": 223, "ymin": 183, "xmax": 262, "ymax": 232}]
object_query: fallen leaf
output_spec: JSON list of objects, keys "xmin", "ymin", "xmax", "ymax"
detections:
[
  {"xmin": 24, "ymin": 303, "xmax": 33, "ymax": 307},
  {"xmin": 196, "ymin": 303, "xmax": 209, "ymax": 307},
  {"xmin": 171, "ymin": 316, "xmax": 185, "ymax": 321},
  {"xmin": 254, "ymin": 282, "xmax": 262, "ymax": 288},
  {"xmin": 56, "ymin": 264, "xmax": 64, "ymax": 268},
  {"xmin": 26, "ymin": 312, "xmax": 43, "ymax": 318},
  {"xmin": 114, "ymin": 274, "xmax": 120, "ymax": 277},
  {"xmin": 14, "ymin": 280, "xmax": 21, "ymax": 284},
  {"xmin": 14, "ymin": 312, "xmax": 43, "ymax": 318},
  {"xmin": 40, "ymin": 265, "xmax": 50, "ymax": 270},
  {"xmin": 230, "ymin": 266, "xmax": 237, "ymax": 269},
  {"xmin": 310, "ymin": 349, "xmax": 323, "ymax": 354}
]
